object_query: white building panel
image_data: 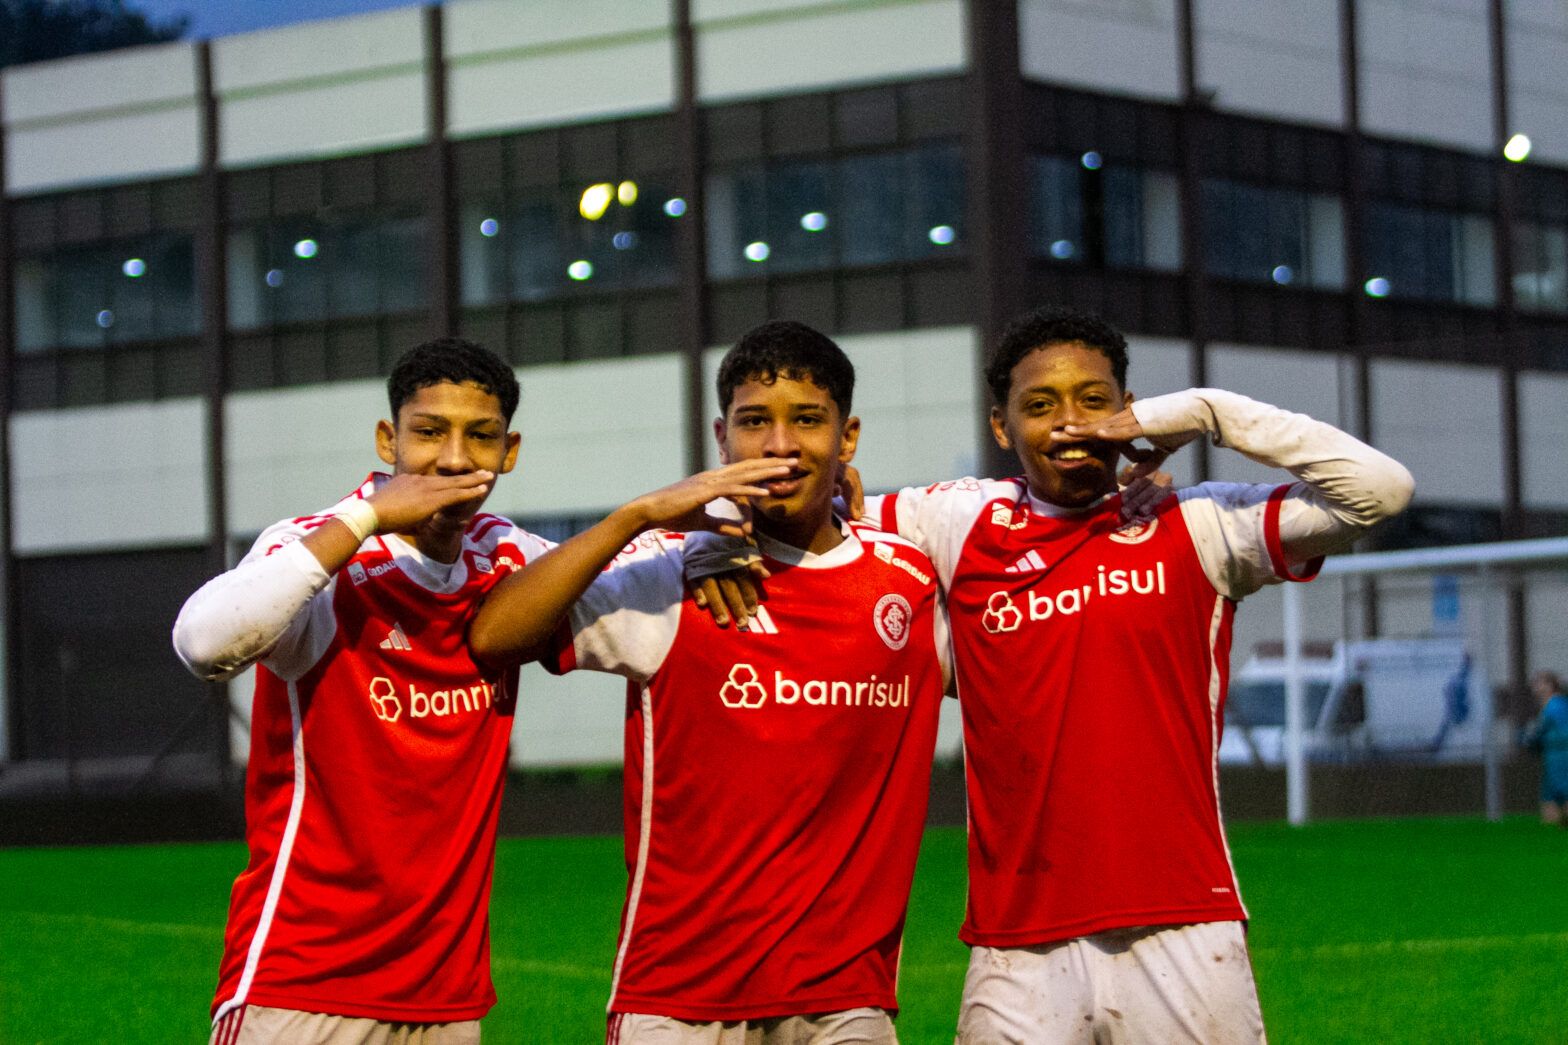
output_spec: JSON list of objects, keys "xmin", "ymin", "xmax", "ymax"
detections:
[
  {"xmin": 1359, "ymin": 0, "xmax": 1491, "ymax": 151},
  {"xmin": 700, "ymin": 326, "xmax": 981, "ymax": 489},
  {"xmin": 1195, "ymin": 0, "xmax": 1342, "ymax": 127},
  {"xmin": 2, "ymin": 43, "xmax": 202, "ymax": 193},
  {"xmin": 1, "ymin": 41, "xmax": 198, "ymax": 123},
  {"xmin": 1507, "ymin": 19, "xmax": 1568, "ymax": 167},
  {"xmin": 1370, "ymin": 358, "xmax": 1501, "ymax": 507},
  {"xmin": 10, "ymin": 400, "xmax": 209, "ymax": 553},
  {"xmin": 511, "ymin": 662, "xmax": 632, "ymax": 767},
  {"xmin": 1520, "ymin": 371, "xmax": 1568, "ymax": 510},
  {"xmin": 1019, "ymin": 0, "xmax": 1181, "ymax": 103},
  {"xmin": 447, "ymin": 0, "xmax": 670, "ymax": 54},
  {"xmin": 491, "ymin": 355, "xmax": 688, "ymax": 519},
  {"xmin": 213, "ymin": 7, "xmax": 428, "ymax": 167},
  {"xmin": 6, "ymin": 107, "xmax": 203, "ymax": 195},
  {"xmin": 448, "ymin": 37, "xmax": 675, "ymax": 137},
  {"xmin": 225, "ymin": 381, "xmax": 389, "ymax": 536},
  {"xmin": 696, "ymin": 0, "xmax": 966, "ymax": 103},
  {"xmin": 1206, "ymin": 344, "xmax": 1355, "ymax": 487}
]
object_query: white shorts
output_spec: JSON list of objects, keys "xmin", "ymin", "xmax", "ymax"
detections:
[
  {"xmin": 209, "ymin": 1004, "xmax": 481, "ymax": 1045},
  {"xmin": 955, "ymin": 921, "xmax": 1266, "ymax": 1045},
  {"xmin": 609, "ymin": 1007, "xmax": 896, "ymax": 1045}
]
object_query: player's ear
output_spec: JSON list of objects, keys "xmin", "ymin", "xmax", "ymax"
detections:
[
  {"xmin": 498, "ymin": 431, "xmax": 521, "ymax": 475},
  {"xmin": 713, "ymin": 417, "xmax": 731, "ymax": 465},
  {"xmin": 375, "ymin": 419, "xmax": 397, "ymax": 466},
  {"xmin": 1122, "ymin": 390, "xmax": 1135, "ymax": 410},
  {"xmin": 838, "ymin": 415, "xmax": 861, "ymax": 464},
  {"xmin": 989, "ymin": 405, "xmax": 1012, "ymax": 451}
]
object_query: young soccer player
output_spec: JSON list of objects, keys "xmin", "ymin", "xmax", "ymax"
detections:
[
  {"xmin": 174, "ymin": 338, "xmax": 553, "ymax": 1045},
  {"xmin": 468, "ymin": 321, "xmax": 950, "ymax": 1044},
  {"xmin": 690, "ymin": 306, "xmax": 1414, "ymax": 1043}
]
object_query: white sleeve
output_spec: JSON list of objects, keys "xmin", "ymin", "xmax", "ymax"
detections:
[
  {"xmin": 1133, "ymin": 388, "xmax": 1415, "ymax": 600},
  {"xmin": 546, "ymin": 531, "xmax": 686, "ymax": 683},
  {"xmin": 171, "ymin": 518, "xmax": 338, "ymax": 682},
  {"xmin": 867, "ymin": 478, "xmax": 1013, "ymax": 590}
]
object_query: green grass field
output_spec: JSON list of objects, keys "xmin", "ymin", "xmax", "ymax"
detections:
[{"xmin": 2, "ymin": 818, "xmax": 1564, "ymax": 1043}]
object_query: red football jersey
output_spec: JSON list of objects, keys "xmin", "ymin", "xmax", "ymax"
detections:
[
  {"xmin": 872, "ymin": 478, "xmax": 1319, "ymax": 947},
  {"xmin": 549, "ymin": 522, "xmax": 948, "ymax": 1021},
  {"xmin": 212, "ymin": 475, "xmax": 550, "ymax": 1023}
]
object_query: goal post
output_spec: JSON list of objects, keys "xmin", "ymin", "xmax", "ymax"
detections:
[{"xmin": 1280, "ymin": 536, "xmax": 1568, "ymax": 824}]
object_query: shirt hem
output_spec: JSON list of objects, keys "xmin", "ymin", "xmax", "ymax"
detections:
[
  {"xmin": 226, "ymin": 989, "xmax": 495, "ymax": 1023},
  {"xmin": 960, "ymin": 905, "xmax": 1247, "ymax": 948},
  {"xmin": 609, "ymin": 989, "xmax": 897, "ymax": 1023}
]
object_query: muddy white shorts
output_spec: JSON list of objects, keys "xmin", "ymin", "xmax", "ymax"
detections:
[
  {"xmin": 955, "ymin": 921, "xmax": 1266, "ymax": 1044},
  {"xmin": 608, "ymin": 1006, "xmax": 896, "ymax": 1045}
]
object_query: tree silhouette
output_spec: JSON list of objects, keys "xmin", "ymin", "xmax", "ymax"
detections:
[{"xmin": 1, "ymin": 0, "xmax": 188, "ymax": 69}]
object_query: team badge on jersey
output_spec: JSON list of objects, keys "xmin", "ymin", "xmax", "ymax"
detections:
[
  {"xmin": 367, "ymin": 676, "xmax": 402, "ymax": 723},
  {"xmin": 874, "ymin": 594, "xmax": 913, "ymax": 650},
  {"xmin": 347, "ymin": 562, "xmax": 369, "ymax": 585},
  {"xmin": 990, "ymin": 504, "xmax": 1027, "ymax": 530},
  {"xmin": 1108, "ymin": 516, "xmax": 1159, "ymax": 544},
  {"xmin": 473, "ymin": 554, "xmax": 494, "ymax": 574},
  {"xmin": 981, "ymin": 592, "xmax": 1023, "ymax": 634}
]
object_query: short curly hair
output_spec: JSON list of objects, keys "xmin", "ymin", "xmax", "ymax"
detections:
[
  {"xmin": 717, "ymin": 320, "xmax": 854, "ymax": 416},
  {"xmin": 387, "ymin": 337, "xmax": 519, "ymax": 421},
  {"xmin": 984, "ymin": 306, "xmax": 1129, "ymax": 405}
]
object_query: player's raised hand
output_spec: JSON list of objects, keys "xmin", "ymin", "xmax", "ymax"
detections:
[
  {"xmin": 627, "ymin": 458, "xmax": 798, "ymax": 537},
  {"xmin": 367, "ymin": 471, "xmax": 495, "ymax": 533},
  {"xmin": 835, "ymin": 463, "xmax": 867, "ymax": 521},
  {"xmin": 1063, "ymin": 407, "xmax": 1144, "ymax": 444}
]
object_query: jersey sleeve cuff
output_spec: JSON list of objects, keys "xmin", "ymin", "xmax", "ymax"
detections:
[
  {"xmin": 1265, "ymin": 484, "xmax": 1323, "ymax": 583},
  {"xmin": 539, "ymin": 617, "xmax": 578, "ymax": 676}
]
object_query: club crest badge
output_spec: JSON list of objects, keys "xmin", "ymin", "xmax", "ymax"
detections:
[
  {"xmin": 874, "ymin": 594, "xmax": 913, "ymax": 650},
  {"xmin": 1108, "ymin": 516, "xmax": 1159, "ymax": 545}
]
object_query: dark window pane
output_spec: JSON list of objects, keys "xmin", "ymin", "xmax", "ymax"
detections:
[
  {"xmin": 14, "ymin": 234, "xmax": 196, "ymax": 352},
  {"xmin": 839, "ymin": 152, "xmax": 905, "ymax": 267},
  {"xmin": 1029, "ymin": 155, "xmax": 1085, "ymax": 262}
]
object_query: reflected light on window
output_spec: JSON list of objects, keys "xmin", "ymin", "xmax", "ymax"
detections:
[
  {"xmin": 617, "ymin": 181, "xmax": 639, "ymax": 206},
  {"xmin": 801, "ymin": 212, "xmax": 828, "ymax": 232},
  {"xmin": 568, "ymin": 259, "xmax": 594, "ymax": 281},
  {"xmin": 664, "ymin": 197, "xmax": 688, "ymax": 218},
  {"xmin": 293, "ymin": 238, "xmax": 319, "ymax": 259},
  {"xmin": 612, "ymin": 231, "xmax": 638, "ymax": 250},
  {"xmin": 580, "ymin": 183, "xmax": 615, "ymax": 221},
  {"xmin": 1271, "ymin": 265, "xmax": 1294, "ymax": 285},
  {"xmin": 121, "ymin": 258, "xmax": 146, "ymax": 278},
  {"xmin": 1364, "ymin": 276, "xmax": 1391, "ymax": 298},
  {"xmin": 1081, "ymin": 151, "xmax": 1103, "ymax": 171},
  {"xmin": 479, "ymin": 218, "xmax": 500, "ymax": 238},
  {"xmin": 96, "ymin": 309, "xmax": 115, "ymax": 329},
  {"xmin": 1049, "ymin": 239, "xmax": 1075, "ymax": 259},
  {"xmin": 1504, "ymin": 133, "xmax": 1532, "ymax": 163},
  {"xmin": 928, "ymin": 225, "xmax": 956, "ymax": 246},
  {"xmin": 265, "ymin": 268, "xmax": 285, "ymax": 288},
  {"xmin": 744, "ymin": 241, "xmax": 771, "ymax": 262}
]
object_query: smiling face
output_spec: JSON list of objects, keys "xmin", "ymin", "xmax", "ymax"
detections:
[
  {"xmin": 375, "ymin": 379, "xmax": 520, "ymax": 525},
  {"xmin": 990, "ymin": 340, "xmax": 1132, "ymax": 508},
  {"xmin": 715, "ymin": 373, "xmax": 859, "ymax": 554}
]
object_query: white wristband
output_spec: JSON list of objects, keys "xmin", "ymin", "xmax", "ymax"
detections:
[{"xmin": 332, "ymin": 499, "xmax": 379, "ymax": 544}]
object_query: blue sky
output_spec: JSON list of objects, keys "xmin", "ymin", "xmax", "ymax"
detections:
[{"xmin": 134, "ymin": 0, "xmax": 426, "ymax": 40}]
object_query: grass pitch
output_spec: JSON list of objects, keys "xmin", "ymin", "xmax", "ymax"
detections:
[{"xmin": 2, "ymin": 818, "xmax": 1564, "ymax": 1043}]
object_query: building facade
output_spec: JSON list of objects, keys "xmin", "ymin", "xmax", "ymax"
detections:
[{"xmin": 3, "ymin": 0, "xmax": 1567, "ymax": 779}]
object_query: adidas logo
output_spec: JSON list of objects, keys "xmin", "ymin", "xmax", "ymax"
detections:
[
  {"xmin": 1004, "ymin": 550, "xmax": 1048, "ymax": 574},
  {"xmin": 379, "ymin": 622, "xmax": 413, "ymax": 652},
  {"xmin": 738, "ymin": 606, "xmax": 780, "ymax": 635}
]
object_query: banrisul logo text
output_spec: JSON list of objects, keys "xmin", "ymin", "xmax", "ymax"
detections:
[
  {"xmin": 719, "ymin": 663, "xmax": 912, "ymax": 710},
  {"xmin": 981, "ymin": 562, "xmax": 1168, "ymax": 635},
  {"xmin": 367, "ymin": 674, "xmax": 498, "ymax": 723}
]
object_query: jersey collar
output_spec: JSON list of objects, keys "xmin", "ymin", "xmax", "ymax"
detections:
[
  {"xmin": 1023, "ymin": 486, "xmax": 1120, "ymax": 519},
  {"xmin": 754, "ymin": 517, "xmax": 863, "ymax": 570}
]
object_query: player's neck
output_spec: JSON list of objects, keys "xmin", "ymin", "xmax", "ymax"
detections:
[
  {"xmin": 754, "ymin": 510, "xmax": 842, "ymax": 556},
  {"xmin": 402, "ymin": 521, "xmax": 465, "ymax": 564}
]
